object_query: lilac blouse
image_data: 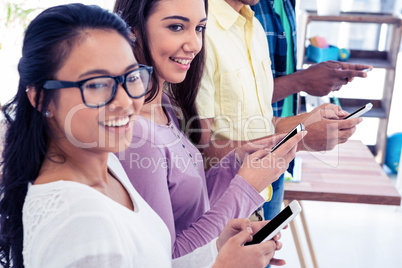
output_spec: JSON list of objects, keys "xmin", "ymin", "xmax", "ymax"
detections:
[{"xmin": 117, "ymin": 94, "xmax": 264, "ymax": 258}]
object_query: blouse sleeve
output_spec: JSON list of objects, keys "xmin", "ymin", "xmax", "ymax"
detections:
[
  {"xmin": 172, "ymin": 238, "xmax": 218, "ymax": 268},
  {"xmin": 119, "ymin": 129, "xmax": 263, "ymax": 259},
  {"xmin": 204, "ymin": 149, "xmax": 241, "ymax": 205}
]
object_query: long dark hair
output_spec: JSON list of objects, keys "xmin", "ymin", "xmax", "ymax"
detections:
[
  {"xmin": 114, "ymin": 0, "xmax": 208, "ymax": 144},
  {"xmin": 0, "ymin": 4, "xmax": 132, "ymax": 267}
]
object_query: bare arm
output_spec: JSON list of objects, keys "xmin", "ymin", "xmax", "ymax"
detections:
[
  {"xmin": 272, "ymin": 61, "xmax": 373, "ymax": 103},
  {"xmin": 199, "ymin": 118, "xmax": 269, "ymax": 169},
  {"xmin": 273, "ymin": 103, "xmax": 363, "ymax": 152}
]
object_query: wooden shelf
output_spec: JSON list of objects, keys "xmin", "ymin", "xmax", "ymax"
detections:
[
  {"xmin": 304, "ymin": 11, "xmax": 402, "ymax": 25},
  {"xmin": 297, "ymin": 11, "xmax": 402, "ymax": 164}
]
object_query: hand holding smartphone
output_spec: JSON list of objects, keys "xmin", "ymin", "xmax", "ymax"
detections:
[
  {"xmin": 244, "ymin": 200, "xmax": 301, "ymax": 245},
  {"xmin": 270, "ymin": 123, "xmax": 305, "ymax": 152},
  {"xmin": 343, "ymin": 102, "xmax": 372, "ymax": 120}
]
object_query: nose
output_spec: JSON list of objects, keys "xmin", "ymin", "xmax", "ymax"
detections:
[
  {"xmin": 110, "ymin": 83, "xmax": 143, "ymax": 114},
  {"xmin": 183, "ymin": 30, "xmax": 202, "ymax": 55}
]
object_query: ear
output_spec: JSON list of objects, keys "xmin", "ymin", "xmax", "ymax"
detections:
[
  {"xmin": 26, "ymin": 86, "xmax": 49, "ymax": 116},
  {"xmin": 26, "ymin": 86, "xmax": 40, "ymax": 109}
]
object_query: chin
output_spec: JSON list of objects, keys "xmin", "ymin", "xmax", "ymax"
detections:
[{"xmin": 167, "ymin": 74, "xmax": 187, "ymax": 84}]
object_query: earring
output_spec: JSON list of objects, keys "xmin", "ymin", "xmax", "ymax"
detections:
[
  {"xmin": 44, "ymin": 111, "xmax": 51, "ymax": 118},
  {"xmin": 25, "ymin": 87, "xmax": 30, "ymax": 93},
  {"xmin": 131, "ymin": 35, "xmax": 137, "ymax": 43}
]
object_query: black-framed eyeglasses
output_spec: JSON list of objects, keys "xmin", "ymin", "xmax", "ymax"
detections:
[{"xmin": 43, "ymin": 64, "xmax": 153, "ymax": 108}]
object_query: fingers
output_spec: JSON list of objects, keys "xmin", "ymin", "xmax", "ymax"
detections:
[
  {"xmin": 252, "ymin": 133, "xmax": 288, "ymax": 149},
  {"xmin": 272, "ymin": 231, "xmax": 282, "ymax": 242},
  {"xmin": 268, "ymin": 131, "xmax": 306, "ymax": 158},
  {"xmin": 340, "ymin": 117, "xmax": 363, "ymax": 129},
  {"xmin": 338, "ymin": 62, "xmax": 373, "ymax": 72},
  {"xmin": 275, "ymin": 240, "xmax": 283, "ymax": 251},
  {"xmin": 248, "ymin": 148, "xmax": 270, "ymax": 160},
  {"xmin": 319, "ymin": 107, "xmax": 340, "ymax": 119},
  {"xmin": 254, "ymin": 239, "xmax": 276, "ymax": 253},
  {"xmin": 338, "ymin": 127, "xmax": 357, "ymax": 144},
  {"xmin": 335, "ymin": 68, "xmax": 368, "ymax": 80},
  {"xmin": 250, "ymin": 220, "xmax": 269, "ymax": 233},
  {"xmin": 234, "ymin": 229, "xmax": 254, "ymax": 245},
  {"xmin": 269, "ymin": 258, "xmax": 286, "ymax": 266},
  {"xmin": 317, "ymin": 104, "xmax": 348, "ymax": 119},
  {"xmin": 227, "ymin": 218, "xmax": 252, "ymax": 232}
]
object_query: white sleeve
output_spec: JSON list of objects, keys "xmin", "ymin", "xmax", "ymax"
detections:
[
  {"xmin": 29, "ymin": 212, "xmax": 128, "ymax": 268},
  {"xmin": 172, "ymin": 238, "xmax": 218, "ymax": 268}
]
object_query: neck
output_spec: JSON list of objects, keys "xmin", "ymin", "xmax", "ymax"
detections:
[
  {"xmin": 36, "ymin": 140, "xmax": 110, "ymax": 187},
  {"xmin": 140, "ymin": 78, "xmax": 169, "ymax": 125},
  {"xmin": 225, "ymin": 0, "xmax": 244, "ymax": 13}
]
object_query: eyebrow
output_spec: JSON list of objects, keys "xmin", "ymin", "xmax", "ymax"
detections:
[
  {"xmin": 78, "ymin": 63, "xmax": 139, "ymax": 79},
  {"xmin": 162, "ymin": 15, "xmax": 207, "ymax": 23}
]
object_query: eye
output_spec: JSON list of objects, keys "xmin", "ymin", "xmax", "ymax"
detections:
[
  {"xmin": 82, "ymin": 77, "xmax": 113, "ymax": 91},
  {"xmin": 168, "ymin": 24, "xmax": 183, "ymax": 32},
  {"xmin": 196, "ymin": 25, "xmax": 206, "ymax": 33},
  {"xmin": 85, "ymin": 83, "xmax": 107, "ymax": 89},
  {"xmin": 126, "ymin": 71, "xmax": 141, "ymax": 83}
]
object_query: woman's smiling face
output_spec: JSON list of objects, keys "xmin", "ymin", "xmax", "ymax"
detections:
[
  {"xmin": 48, "ymin": 29, "xmax": 144, "ymax": 153},
  {"xmin": 145, "ymin": 0, "xmax": 207, "ymax": 84}
]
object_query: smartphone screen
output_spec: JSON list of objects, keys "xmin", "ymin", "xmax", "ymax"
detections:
[
  {"xmin": 244, "ymin": 200, "xmax": 301, "ymax": 246},
  {"xmin": 271, "ymin": 123, "xmax": 304, "ymax": 152},
  {"xmin": 244, "ymin": 206, "xmax": 292, "ymax": 245},
  {"xmin": 343, "ymin": 103, "xmax": 372, "ymax": 120}
]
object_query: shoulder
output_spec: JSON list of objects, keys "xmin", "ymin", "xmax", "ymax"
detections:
[
  {"xmin": 23, "ymin": 182, "xmax": 131, "ymax": 267},
  {"xmin": 23, "ymin": 181, "xmax": 110, "ymax": 228},
  {"xmin": 23, "ymin": 182, "xmax": 115, "ymax": 254}
]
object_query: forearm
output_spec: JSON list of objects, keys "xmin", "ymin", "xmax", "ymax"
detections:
[
  {"xmin": 173, "ymin": 176, "xmax": 263, "ymax": 258},
  {"xmin": 273, "ymin": 115, "xmax": 309, "ymax": 151},
  {"xmin": 202, "ymin": 140, "xmax": 243, "ymax": 169},
  {"xmin": 273, "ymin": 114, "xmax": 306, "ymax": 133},
  {"xmin": 272, "ymin": 71, "xmax": 304, "ymax": 103}
]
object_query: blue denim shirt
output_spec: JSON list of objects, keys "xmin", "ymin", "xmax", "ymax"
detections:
[{"xmin": 252, "ymin": 0, "xmax": 298, "ymax": 117}]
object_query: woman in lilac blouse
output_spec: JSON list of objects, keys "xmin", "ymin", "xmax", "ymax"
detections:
[{"xmin": 114, "ymin": 0, "xmax": 304, "ymax": 259}]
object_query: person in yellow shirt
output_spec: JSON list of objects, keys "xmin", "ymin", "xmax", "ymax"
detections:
[{"xmin": 196, "ymin": 0, "xmax": 368, "ymax": 218}]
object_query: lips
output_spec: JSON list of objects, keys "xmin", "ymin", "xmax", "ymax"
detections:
[
  {"xmin": 101, "ymin": 116, "xmax": 131, "ymax": 127},
  {"xmin": 169, "ymin": 57, "xmax": 191, "ymax": 65}
]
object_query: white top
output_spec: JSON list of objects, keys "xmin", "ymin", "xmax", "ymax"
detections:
[{"xmin": 22, "ymin": 154, "xmax": 218, "ymax": 268}]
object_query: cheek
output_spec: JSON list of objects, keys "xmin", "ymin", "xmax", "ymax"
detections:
[
  {"xmin": 196, "ymin": 36, "xmax": 203, "ymax": 53},
  {"xmin": 132, "ymin": 98, "xmax": 144, "ymax": 116},
  {"xmin": 64, "ymin": 106, "xmax": 100, "ymax": 144}
]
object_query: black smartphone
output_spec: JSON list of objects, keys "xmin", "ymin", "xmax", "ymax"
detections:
[
  {"xmin": 343, "ymin": 102, "xmax": 373, "ymax": 120},
  {"xmin": 270, "ymin": 123, "xmax": 305, "ymax": 152},
  {"xmin": 244, "ymin": 200, "xmax": 302, "ymax": 245}
]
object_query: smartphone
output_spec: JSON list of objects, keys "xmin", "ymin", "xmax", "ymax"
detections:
[
  {"xmin": 270, "ymin": 123, "xmax": 305, "ymax": 152},
  {"xmin": 244, "ymin": 200, "xmax": 302, "ymax": 246},
  {"xmin": 343, "ymin": 102, "xmax": 373, "ymax": 120}
]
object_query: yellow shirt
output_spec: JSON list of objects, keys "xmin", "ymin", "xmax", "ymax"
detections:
[
  {"xmin": 196, "ymin": 0, "xmax": 275, "ymax": 142},
  {"xmin": 197, "ymin": 0, "xmax": 274, "ymax": 201}
]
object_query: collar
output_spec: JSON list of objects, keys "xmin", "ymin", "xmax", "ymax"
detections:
[{"xmin": 209, "ymin": 0, "xmax": 255, "ymax": 30}]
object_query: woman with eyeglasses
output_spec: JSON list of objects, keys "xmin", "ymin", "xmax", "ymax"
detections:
[
  {"xmin": 114, "ymin": 0, "xmax": 303, "ymax": 263},
  {"xmin": 0, "ymin": 3, "xmax": 280, "ymax": 268}
]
